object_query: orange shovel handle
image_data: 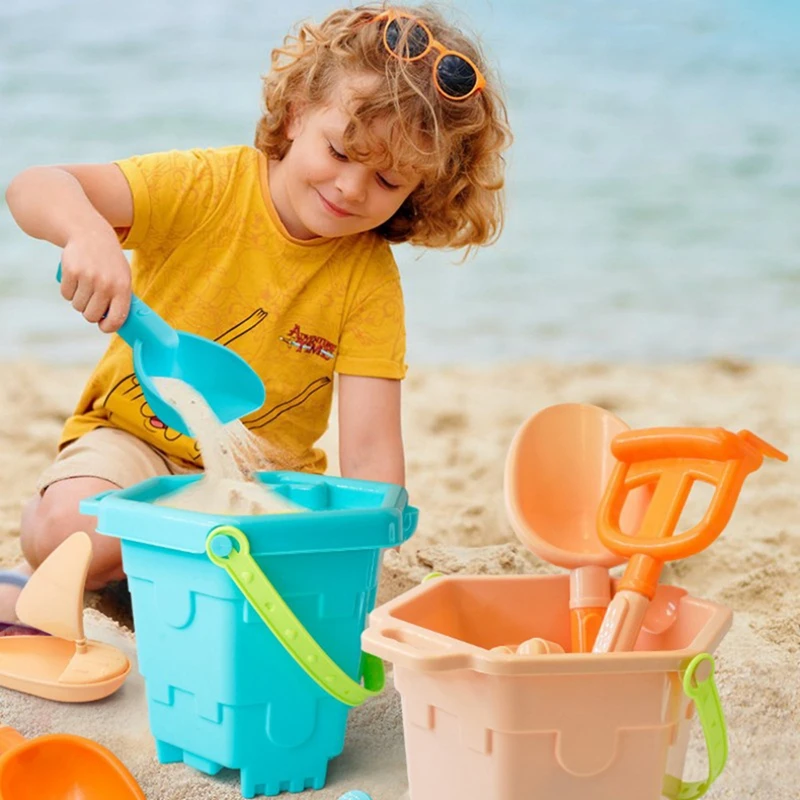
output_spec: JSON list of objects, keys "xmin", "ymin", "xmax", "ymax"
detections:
[
  {"xmin": 599, "ymin": 427, "xmax": 787, "ymax": 568},
  {"xmin": 570, "ymin": 607, "xmax": 606, "ymax": 653},
  {"xmin": 610, "ymin": 426, "xmax": 786, "ymax": 465},
  {"xmin": 569, "ymin": 564, "xmax": 612, "ymax": 652},
  {"xmin": 601, "ymin": 460, "xmax": 729, "ymax": 562}
]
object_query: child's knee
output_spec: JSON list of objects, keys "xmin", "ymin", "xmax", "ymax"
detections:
[{"xmin": 20, "ymin": 488, "xmax": 92, "ymax": 568}]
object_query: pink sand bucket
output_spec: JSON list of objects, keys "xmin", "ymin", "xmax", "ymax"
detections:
[{"xmin": 363, "ymin": 574, "xmax": 730, "ymax": 800}]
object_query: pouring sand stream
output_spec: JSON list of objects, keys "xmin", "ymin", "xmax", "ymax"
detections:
[{"xmin": 152, "ymin": 377, "xmax": 300, "ymax": 516}]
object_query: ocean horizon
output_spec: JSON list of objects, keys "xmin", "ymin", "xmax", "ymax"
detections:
[{"xmin": 1, "ymin": 0, "xmax": 798, "ymax": 367}]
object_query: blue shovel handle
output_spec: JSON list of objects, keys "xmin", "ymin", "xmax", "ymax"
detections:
[
  {"xmin": 119, "ymin": 296, "xmax": 178, "ymax": 350},
  {"xmin": 56, "ymin": 263, "xmax": 178, "ymax": 350}
]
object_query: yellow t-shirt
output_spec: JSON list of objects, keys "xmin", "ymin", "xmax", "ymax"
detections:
[{"xmin": 60, "ymin": 145, "xmax": 407, "ymax": 473}]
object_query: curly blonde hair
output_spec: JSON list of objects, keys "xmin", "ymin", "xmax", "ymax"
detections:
[{"xmin": 255, "ymin": 3, "xmax": 512, "ymax": 252}]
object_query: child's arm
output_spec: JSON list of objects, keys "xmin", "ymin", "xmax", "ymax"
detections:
[
  {"xmin": 6, "ymin": 164, "xmax": 134, "ymax": 332},
  {"xmin": 337, "ymin": 375, "xmax": 405, "ymax": 486}
]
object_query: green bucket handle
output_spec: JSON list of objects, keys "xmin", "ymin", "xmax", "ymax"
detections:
[
  {"xmin": 206, "ymin": 525, "xmax": 385, "ymax": 708},
  {"xmin": 663, "ymin": 652, "xmax": 728, "ymax": 800}
]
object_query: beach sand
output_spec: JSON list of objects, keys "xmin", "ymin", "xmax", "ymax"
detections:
[{"xmin": 0, "ymin": 359, "xmax": 798, "ymax": 798}]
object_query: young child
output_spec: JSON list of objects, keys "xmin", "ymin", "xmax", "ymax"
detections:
[{"xmin": 1, "ymin": 3, "xmax": 510, "ymax": 622}]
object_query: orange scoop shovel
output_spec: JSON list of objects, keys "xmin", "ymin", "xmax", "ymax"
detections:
[
  {"xmin": 593, "ymin": 427, "xmax": 788, "ymax": 653},
  {"xmin": 504, "ymin": 404, "xmax": 652, "ymax": 652},
  {"xmin": 0, "ymin": 726, "xmax": 145, "ymax": 799}
]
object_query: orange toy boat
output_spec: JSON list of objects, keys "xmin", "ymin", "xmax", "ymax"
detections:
[{"xmin": 0, "ymin": 532, "xmax": 130, "ymax": 702}]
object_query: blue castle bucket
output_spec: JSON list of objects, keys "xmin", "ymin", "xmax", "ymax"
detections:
[{"xmin": 82, "ymin": 471, "xmax": 418, "ymax": 798}]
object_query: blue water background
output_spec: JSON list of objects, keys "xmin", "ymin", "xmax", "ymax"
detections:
[{"xmin": 0, "ymin": 0, "xmax": 798, "ymax": 366}]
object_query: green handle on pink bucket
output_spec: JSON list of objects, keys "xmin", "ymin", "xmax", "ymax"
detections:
[
  {"xmin": 663, "ymin": 653, "xmax": 728, "ymax": 800},
  {"xmin": 206, "ymin": 525, "xmax": 385, "ymax": 707}
]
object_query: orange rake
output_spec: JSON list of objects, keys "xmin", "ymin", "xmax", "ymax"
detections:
[{"xmin": 593, "ymin": 427, "xmax": 787, "ymax": 653}]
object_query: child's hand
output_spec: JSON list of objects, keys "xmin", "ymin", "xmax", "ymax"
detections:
[{"xmin": 60, "ymin": 225, "xmax": 132, "ymax": 333}]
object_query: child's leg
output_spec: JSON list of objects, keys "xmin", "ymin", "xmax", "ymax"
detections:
[
  {"xmin": 20, "ymin": 476, "xmax": 125, "ymax": 588},
  {"xmin": 0, "ymin": 426, "xmax": 197, "ymax": 623},
  {"xmin": 0, "ymin": 479, "xmax": 118, "ymax": 626},
  {"xmin": 0, "ymin": 563, "xmax": 33, "ymax": 629}
]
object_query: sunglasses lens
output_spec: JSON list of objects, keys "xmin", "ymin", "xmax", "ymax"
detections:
[
  {"xmin": 436, "ymin": 54, "xmax": 478, "ymax": 98},
  {"xmin": 385, "ymin": 19, "xmax": 430, "ymax": 59}
]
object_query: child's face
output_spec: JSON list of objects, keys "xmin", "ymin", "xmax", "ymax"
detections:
[{"xmin": 270, "ymin": 77, "xmax": 421, "ymax": 241}]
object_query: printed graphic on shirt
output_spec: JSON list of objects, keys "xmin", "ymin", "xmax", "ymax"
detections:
[
  {"xmin": 280, "ymin": 324, "xmax": 337, "ymax": 361},
  {"xmin": 246, "ymin": 376, "xmax": 331, "ymax": 430}
]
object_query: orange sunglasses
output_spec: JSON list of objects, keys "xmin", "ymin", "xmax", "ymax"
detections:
[{"xmin": 372, "ymin": 10, "xmax": 486, "ymax": 101}]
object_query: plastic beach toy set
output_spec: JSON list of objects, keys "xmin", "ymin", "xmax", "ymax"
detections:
[
  {"xmin": 364, "ymin": 404, "xmax": 785, "ymax": 800},
  {"xmin": 0, "ymin": 401, "xmax": 787, "ymax": 799}
]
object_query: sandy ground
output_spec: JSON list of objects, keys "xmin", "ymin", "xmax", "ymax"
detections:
[{"xmin": 0, "ymin": 359, "xmax": 798, "ymax": 798}]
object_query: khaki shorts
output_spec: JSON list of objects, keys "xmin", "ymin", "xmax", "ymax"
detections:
[{"xmin": 37, "ymin": 427, "xmax": 199, "ymax": 494}]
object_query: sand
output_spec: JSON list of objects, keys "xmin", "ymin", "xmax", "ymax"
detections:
[
  {"xmin": 152, "ymin": 376, "xmax": 302, "ymax": 516},
  {"xmin": 0, "ymin": 358, "xmax": 799, "ymax": 798}
]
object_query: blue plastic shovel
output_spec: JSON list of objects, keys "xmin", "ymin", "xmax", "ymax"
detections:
[{"xmin": 57, "ymin": 264, "xmax": 265, "ymax": 436}]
